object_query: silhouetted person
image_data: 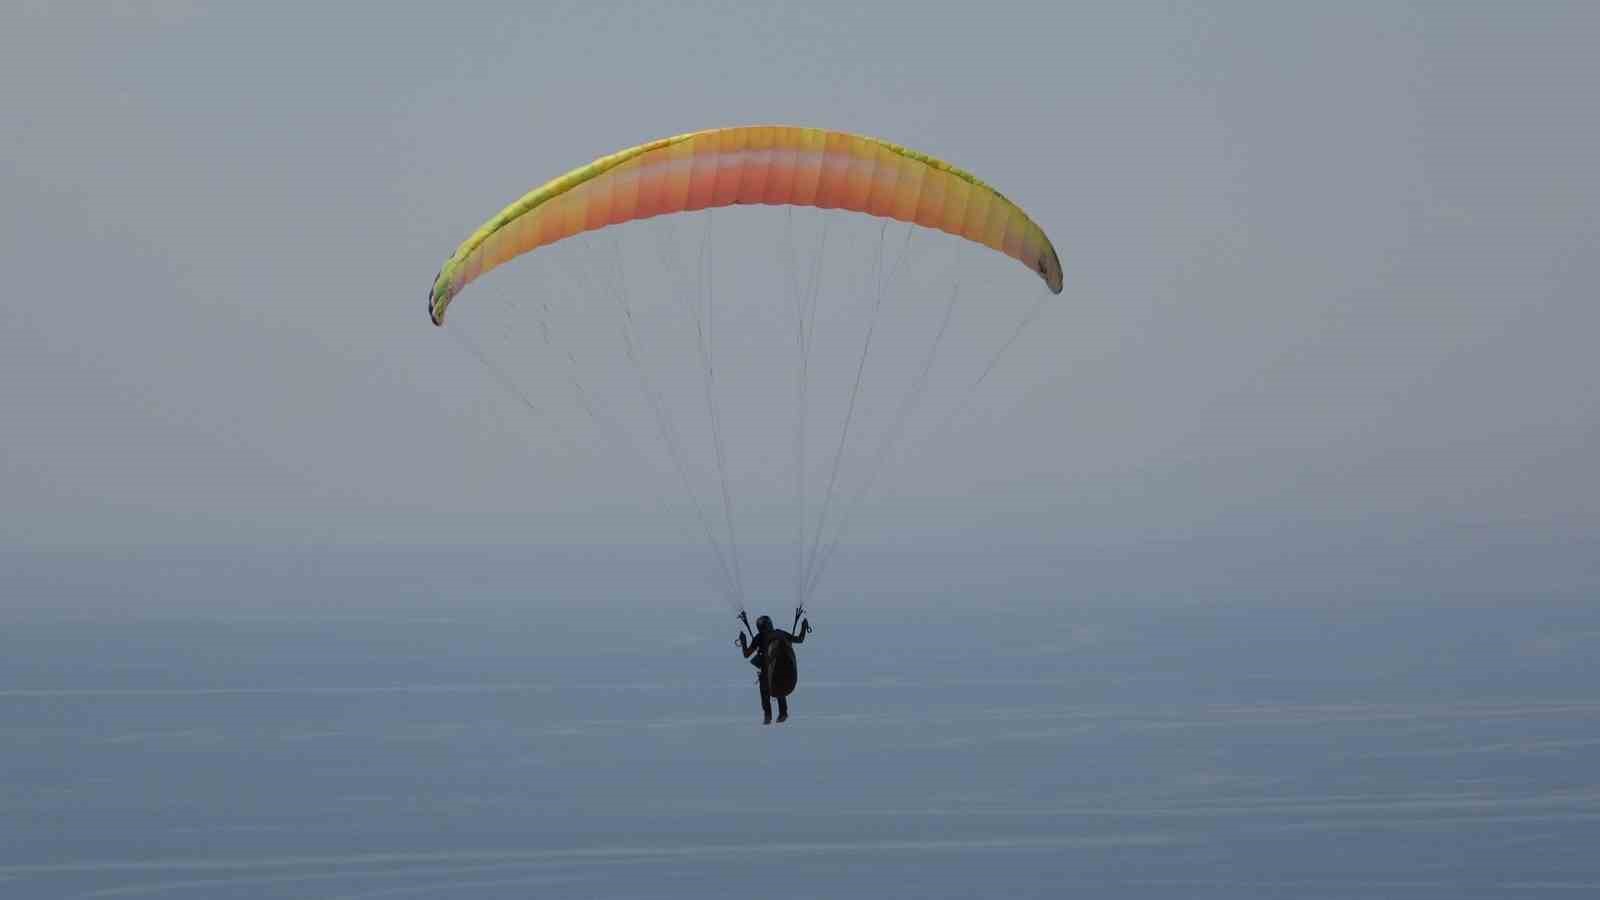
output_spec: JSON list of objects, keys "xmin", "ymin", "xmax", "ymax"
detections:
[{"xmin": 738, "ymin": 611, "xmax": 811, "ymax": 724}]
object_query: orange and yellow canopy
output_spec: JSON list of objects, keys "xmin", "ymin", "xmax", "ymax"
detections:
[{"xmin": 429, "ymin": 125, "xmax": 1062, "ymax": 325}]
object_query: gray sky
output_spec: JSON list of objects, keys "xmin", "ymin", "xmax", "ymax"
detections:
[{"xmin": 3, "ymin": 1, "xmax": 1597, "ymax": 562}]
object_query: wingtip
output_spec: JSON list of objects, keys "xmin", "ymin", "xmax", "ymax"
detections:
[{"xmin": 428, "ymin": 269, "xmax": 446, "ymax": 326}]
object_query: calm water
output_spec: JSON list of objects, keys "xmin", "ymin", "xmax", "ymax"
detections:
[{"xmin": 4, "ymin": 558, "xmax": 1599, "ymax": 898}]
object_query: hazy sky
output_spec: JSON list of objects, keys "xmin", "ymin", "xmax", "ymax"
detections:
[{"xmin": 3, "ymin": 1, "xmax": 1597, "ymax": 558}]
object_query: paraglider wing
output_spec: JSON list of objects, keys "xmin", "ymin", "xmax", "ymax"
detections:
[{"xmin": 428, "ymin": 125, "xmax": 1063, "ymax": 325}]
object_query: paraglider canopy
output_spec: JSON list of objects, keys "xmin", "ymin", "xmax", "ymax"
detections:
[{"xmin": 428, "ymin": 125, "xmax": 1062, "ymax": 326}]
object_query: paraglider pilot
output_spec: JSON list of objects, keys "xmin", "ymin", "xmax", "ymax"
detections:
[{"xmin": 738, "ymin": 609, "xmax": 811, "ymax": 724}]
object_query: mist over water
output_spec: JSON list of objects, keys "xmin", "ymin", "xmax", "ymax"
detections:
[{"xmin": 5, "ymin": 542, "xmax": 1598, "ymax": 898}]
